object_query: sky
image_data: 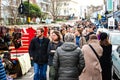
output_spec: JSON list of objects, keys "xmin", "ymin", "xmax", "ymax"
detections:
[{"xmin": 77, "ymin": 0, "xmax": 104, "ymax": 6}]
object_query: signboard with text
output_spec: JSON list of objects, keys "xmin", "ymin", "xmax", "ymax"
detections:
[{"xmin": 108, "ymin": 17, "xmax": 115, "ymax": 27}]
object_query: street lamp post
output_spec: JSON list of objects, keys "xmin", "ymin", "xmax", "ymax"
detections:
[
  {"xmin": 84, "ymin": 9, "xmax": 86, "ymax": 19},
  {"xmin": 28, "ymin": 0, "xmax": 30, "ymax": 24},
  {"xmin": 113, "ymin": 0, "xmax": 115, "ymax": 18},
  {"xmin": 0, "ymin": 0, "xmax": 1, "ymax": 23}
]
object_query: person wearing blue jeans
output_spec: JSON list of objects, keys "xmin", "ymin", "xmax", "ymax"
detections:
[
  {"xmin": 29, "ymin": 27, "xmax": 50, "ymax": 80},
  {"xmin": 34, "ymin": 63, "xmax": 47, "ymax": 80}
]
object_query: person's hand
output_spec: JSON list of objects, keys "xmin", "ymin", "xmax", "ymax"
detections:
[{"xmin": 30, "ymin": 57, "xmax": 33, "ymax": 60}]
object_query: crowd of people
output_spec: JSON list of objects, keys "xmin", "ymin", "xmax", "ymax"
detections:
[
  {"xmin": 0, "ymin": 26, "xmax": 22, "ymax": 80},
  {"xmin": 29, "ymin": 20, "xmax": 113, "ymax": 80},
  {"xmin": 0, "ymin": 19, "xmax": 114, "ymax": 80}
]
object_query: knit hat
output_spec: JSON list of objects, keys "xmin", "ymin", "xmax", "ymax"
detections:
[{"xmin": 100, "ymin": 32, "xmax": 108, "ymax": 41}]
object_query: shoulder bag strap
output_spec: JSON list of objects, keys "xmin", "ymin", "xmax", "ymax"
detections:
[{"xmin": 89, "ymin": 44, "xmax": 100, "ymax": 60}]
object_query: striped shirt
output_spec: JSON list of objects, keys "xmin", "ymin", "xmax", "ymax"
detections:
[{"xmin": 0, "ymin": 58, "xmax": 6, "ymax": 80}]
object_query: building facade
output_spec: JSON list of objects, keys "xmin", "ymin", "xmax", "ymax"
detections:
[
  {"xmin": 104, "ymin": 0, "xmax": 120, "ymax": 21},
  {"xmin": 0, "ymin": 0, "xmax": 21, "ymax": 25},
  {"xmin": 30, "ymin": 0, "xmax": 50, "ymax": 14},
  {"xmin": 29, "ymin": 0, "xmax": 80, "ymax": 20},
  {"xmin": 113, "ymin": 0, "xmax": 120, "ymax": 11},
  {"xmin": 86, "ymin": 5, "xmax": 103, "ymax": 19},
  {"xmin": 57, "ymin": 0, "xmax": 80, "ymax": 19}
]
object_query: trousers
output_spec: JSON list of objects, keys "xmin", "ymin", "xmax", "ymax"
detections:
[{"xmin": 34, "ymin": 63, "xmax": 47, "ymax": 80}]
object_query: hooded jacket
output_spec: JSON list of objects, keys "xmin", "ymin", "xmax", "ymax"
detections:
[{"xmin": 53, "ymin": 42, "xmax": 85, "ymax": 80}]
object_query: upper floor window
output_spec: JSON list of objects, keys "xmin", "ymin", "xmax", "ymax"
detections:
[{"xmin": 64, "ymin": 3, "xmax": 67, "ymax": 6}]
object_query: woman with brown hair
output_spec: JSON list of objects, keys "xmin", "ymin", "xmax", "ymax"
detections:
[
  {"xmin": 48, "ymin": 30, "xmax": 63, "ymax": 80},
  {"xmin": 99, "ymin": 32, "xmax": 112, "ymax": 80}
]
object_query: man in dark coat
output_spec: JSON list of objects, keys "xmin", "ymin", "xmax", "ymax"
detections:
[{"xmin": 29, "ymin": 27, "xmax": 50, "ymax": 80}]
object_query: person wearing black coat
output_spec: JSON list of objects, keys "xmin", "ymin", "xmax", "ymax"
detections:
[
  {"xmin": 47, "ymin": 31, "xmax": 63, "ymax": 80},
  {"xmin": 99, "ymin": 32, "xmax": 112, "ymax": 80},
  {"xmin": 29, "ymin": 27, "xmax": 50, "ymax": 80}
]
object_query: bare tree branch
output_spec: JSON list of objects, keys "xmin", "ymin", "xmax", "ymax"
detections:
[
  {"xmin": 6, "ymin": 0, "xmax": 21, "ymax": 24},
  {"xmin": 50, "ymin": 0, "xmax": 61, "ymax": 20}
]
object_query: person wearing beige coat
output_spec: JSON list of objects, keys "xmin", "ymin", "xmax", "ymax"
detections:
[{"xmin": 79, "ymin": 34, "xmax": 103, "ymax": 80}]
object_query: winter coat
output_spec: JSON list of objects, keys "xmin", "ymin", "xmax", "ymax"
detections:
[
  {"xmin": 53, "ymin": 42, "xmax": 85, "ymax": 80},
  {"xmin": 48, "ymin": 41, "xmax": 63, "ymax": 66},
  {"xmin": 100, "ymin": 44, "xmax": 112, "ymax": 80},
  {"xmin": 79, "ymin": 40, "xmax": 103, "ymax": 80},
  {"xmin": 29, "ymin": 37, "xmax": 50, "ymax": 64}
]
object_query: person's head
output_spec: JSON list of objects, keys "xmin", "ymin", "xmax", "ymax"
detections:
[
  {"xmin": 75, "ymin": 28, "xmax": 82, "ymax": 36},
  {"xmin": 50, "ymin": 29, "xmax": 54, "ymax": 37},
  {"xmin": 89, "ymin": 34, "xmax": 98, "ymax": 40},
  {"xmin": 2, "ymin": 26, "xmax": 7, "ymax": 33},
  {"xmin": 100, "ymin": 32, "xmax": 108, "ymax": 41},
  {"xmin": 60, "ymin": 29, "xmax": 66, "ymax": 35},
  {"xmin": 36, "ymin": 27, "xmax": 44, "ymax": 37},
  {"xmin": 99, "ymin": 32, "xmax": 110, "ymax": 46},
  {"xmin": 51, "ymin": 30, "xmax": 61, "ymax": 41},
  {"xmin": 88, "ymin": 23, "xmax": 96, "ymax": 32},
  {"xmin": 66, "ymin": 27, "xmax": 70, "ymax": 33},
  {"xmin": 64, "ymin": 33, "xmax": 75, "ymax": 42},
  {"xmin": 88, "ymin": 34, "xmax": 98, "ymax": 43},
  {"xmin": 86, "ymin": 21, "xmax": 90, "ymax": 26},
  {"xmin": 69, "ymin": 28, "xmax": 75, "ymax": 33}
]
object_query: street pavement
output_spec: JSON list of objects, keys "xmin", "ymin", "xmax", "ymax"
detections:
[
  {"xmin": 14, "ymin": 67, "xmax": 34, "ymax": 80},
  {"xmin": 15, "ymin": 66, "xmax": 49, "ymax": 80},
  {"xmin": 14, "ymin": 66, "xmax": 115, "ymax": 80}
]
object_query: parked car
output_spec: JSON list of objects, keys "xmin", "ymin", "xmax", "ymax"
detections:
[
  {"xmin": 97, "ymin": 28, "xmax": 120, "ymax": 79},
  {"xmin": 109, "ymin": 31, "xmax": 120, "ymax": 79},
  {"xmin": 109, "ymin": 31, "xmax": 120, "ymax": 50},
  {"xmin": 112, "ymin": 45, "xmax": 120, "ymax": 79}
]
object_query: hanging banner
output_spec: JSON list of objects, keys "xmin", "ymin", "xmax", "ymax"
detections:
[{"xmin": 107, "ymin": 0, "xmax": 113, "ymax": 11}]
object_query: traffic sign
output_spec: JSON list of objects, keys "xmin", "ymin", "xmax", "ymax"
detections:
[{"xmin": 18, "ymin": 3, "xmax": 25, "ymax": 14}]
